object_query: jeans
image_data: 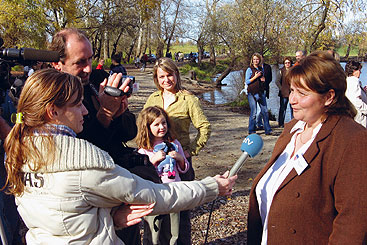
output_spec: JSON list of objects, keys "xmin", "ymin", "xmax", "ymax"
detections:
[
  {"xmin": 248, "ymin": 92, "xmax": 272, "ymax": 134},
  {"xmin": 256, "ymin": 104, "xmax": 263, "ymax": 128},
  {"xmin": 278, "ymin": 96, "xmax": 293, "ymax": 127}
]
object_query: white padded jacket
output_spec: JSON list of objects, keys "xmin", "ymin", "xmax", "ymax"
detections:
[{"xmin": 16, "ymin": 135, "xmax": 218, "ymax": 244}]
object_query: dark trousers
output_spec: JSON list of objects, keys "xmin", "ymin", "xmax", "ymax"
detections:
[
  {"xmin": 0, "ymin": 153, "xmax": 22, "ymax": 245},
  {"xmin": 278, "ymin": 96, "xmax": 293, "ymax": 127},
  {"xmin": 116, "ymin": 224, "xmax": 141, "ymax": 245},
  {"xmin": 177, "ymin": 156, "xmax": 194, "ymax": 245},
  {"xmin": 178, "ymin": 210, "xmax": 191, "ymax": 245}
]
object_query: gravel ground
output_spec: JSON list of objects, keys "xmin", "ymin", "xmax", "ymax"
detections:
[{"xmin": 127, "ymin": 66, "xmax": 281, "ymax": 245}]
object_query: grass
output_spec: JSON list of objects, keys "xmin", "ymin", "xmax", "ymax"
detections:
[
  {"xmin": 179, "ymin": 59, "xmax": 231, "ymax": 81},
  {"xmin": 336, "ymin": 46, "xmax": 359, "ymax": 57},
  {"xmin": 283, "ymin": 46, "xmax": 360, "ymax": 57},
  {"xmin": 169, "ymin": 44, "xmax": 198, "ymax": 55},
  {"xmin": 226, "ymin": 96, "xmax": 249, "ymax": 107}
]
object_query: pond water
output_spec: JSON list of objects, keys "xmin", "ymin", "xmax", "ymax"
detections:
[{"xmin": 199, "ymin": 62, "xmax": 367, "ymax": 124}]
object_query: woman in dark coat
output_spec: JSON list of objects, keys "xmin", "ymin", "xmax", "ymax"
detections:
[{"xmin": 276, "ymin": 57, "xmax": 293, "ymax": 127}]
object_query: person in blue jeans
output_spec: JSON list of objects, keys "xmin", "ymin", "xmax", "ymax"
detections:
[{"xmin": 245, "ymin": 53, "xmax": 272, "ymax": 135}]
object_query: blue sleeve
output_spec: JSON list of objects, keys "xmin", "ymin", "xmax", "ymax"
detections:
[{"xmin": 245, "ymin": 68, "xmax": 253, "ymax": 85}]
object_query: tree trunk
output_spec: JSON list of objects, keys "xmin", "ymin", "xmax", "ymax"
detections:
[
  {"xmin": 141, "ymin": 26, "xmax": 148, "ymax": 55},
  {"xmin": 147, "ymin": 24, "xmax": 151, "ymax": 55},
  {"xmin": 95, "ymin": 36, "xmax": 102, "ymax": 60},
  {"xmin": 310, "ymin": 0, "xmax": 330, "ymax": 51},
  {"xmin": 197, "ymin": 44, "xmax": 204, "ymax": 66},
  {"xmin": 215, "ymin": 56, "xmax": 238, "ymax": 87},
  {"xmin": 111, "ymin": 31, "xmax": 123, "ymax": 58},
  {"xmin": 210, "ymin": 45, "xmax": 216, "ymax": 66},
  {"xmin": 103, "ymin": 31, "xmax": 108, "ymax": 60},
  {"xmin": 136, "ymin": 16, "xmax": 144, "ymax": 57},
  {"xmin": 215, "ymin": 67, "xmax": 232, "ymax": 87},
  {"xmin": 155, "ymin": 5, "xmax": 164, "ymax": 59},
  {"xmin": 345, "ymin": 43, "xmax": 351, "ymax": 59},
  {"xmin": 126, "ymin": 38, "xmax": 136, "ymax": 63},
  {"xmin": 165, "ymin": 0, "xmax": 181, "ymax": 57},
  {"xmin": 92, "ymin": 33, "xmax": 101, "ymax": 59},
  {"xmin": 156, "ymin": 41, "xmax": 164, "ymax": 59}
]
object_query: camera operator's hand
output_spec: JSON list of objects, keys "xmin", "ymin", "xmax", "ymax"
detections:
[
  {"xmin": 113, "ymin": 96, "xmax": 128, "ymax": 119},
  {"xmin": 113, "ymin": 203, "xmax": 154, "ymax": 228},
  {"xmin": 97, "ymin": 73, "xmax": 130, "ymax": 127}
]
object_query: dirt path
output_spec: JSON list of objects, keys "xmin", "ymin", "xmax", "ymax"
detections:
[{"xmin": 126, "ymin": 67, "xmax": 281, "ymax": 244}]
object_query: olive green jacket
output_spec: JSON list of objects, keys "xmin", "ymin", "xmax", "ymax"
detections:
[{"xmin": 144, "ymin": 90, "xmax": 211, "ymax": 156}]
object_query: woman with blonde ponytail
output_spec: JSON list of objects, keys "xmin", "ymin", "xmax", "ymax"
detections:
[{"xmin": 5, "ymin": 69, "xmax": 84, "ymax": 195}]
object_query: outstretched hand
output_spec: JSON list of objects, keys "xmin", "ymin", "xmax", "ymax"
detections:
[
  {"xmin": 213, "ymin": 171, "xmax": 237, "ymax": 196},
  {"xmin": 113, "ymin": 203, "xmax": 155, "ymax": 228}
]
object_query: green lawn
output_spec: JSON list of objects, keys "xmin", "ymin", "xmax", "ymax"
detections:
[
  {"xmin": 283, "ymin": 46, "xmax": 360, "ymax": 58},
  {"xmin": 336, "ymin": 46, "xmax": 359, "ymax": 57},
  {"xmin": 167, "ymin": 44, "xmax": 198, "ymax": 55}
]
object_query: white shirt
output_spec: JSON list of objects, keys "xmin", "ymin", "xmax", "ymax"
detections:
[
  {"xmin": 345, "ymin": 76, "xmax": 367, "ymax": 127},
  {"xmin": 255, "ymin": 121, "xmax": 322, "ymax": 244}
]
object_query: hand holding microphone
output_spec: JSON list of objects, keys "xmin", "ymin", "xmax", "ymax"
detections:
[{"xmin": 213, "ymin": 172, "xmax": 237, "ymax": 196}]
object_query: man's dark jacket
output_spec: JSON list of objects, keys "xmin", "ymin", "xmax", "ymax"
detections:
[{"xmin": 262, "ymin": 63, "xmax": 272, "ymax": 99}]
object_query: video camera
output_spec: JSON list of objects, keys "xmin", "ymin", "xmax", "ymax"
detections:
[
  {"xmin": 0, "ymin": 37, "xmax": 59, "ymax": 105},
  {"xmin": 104, "ymin": 75, "xmax": 135, "ymax": 97}
]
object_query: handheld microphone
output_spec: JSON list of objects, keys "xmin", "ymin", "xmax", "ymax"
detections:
[
  {"xmin": 1, "ymin": 48, "xmax": 60, "ymax": 62},
  {"xmin": 228, "ymin": 134, "xmax": 263, "ymax": 177}
]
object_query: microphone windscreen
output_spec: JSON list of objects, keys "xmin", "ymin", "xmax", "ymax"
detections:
[
  {"xmin": 241, "ymin": 134, "xmax": 263, "ymax": 157},
  {"xmin": 22, "ymin": 48, "xmax": 60, "ymax": 62}
]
